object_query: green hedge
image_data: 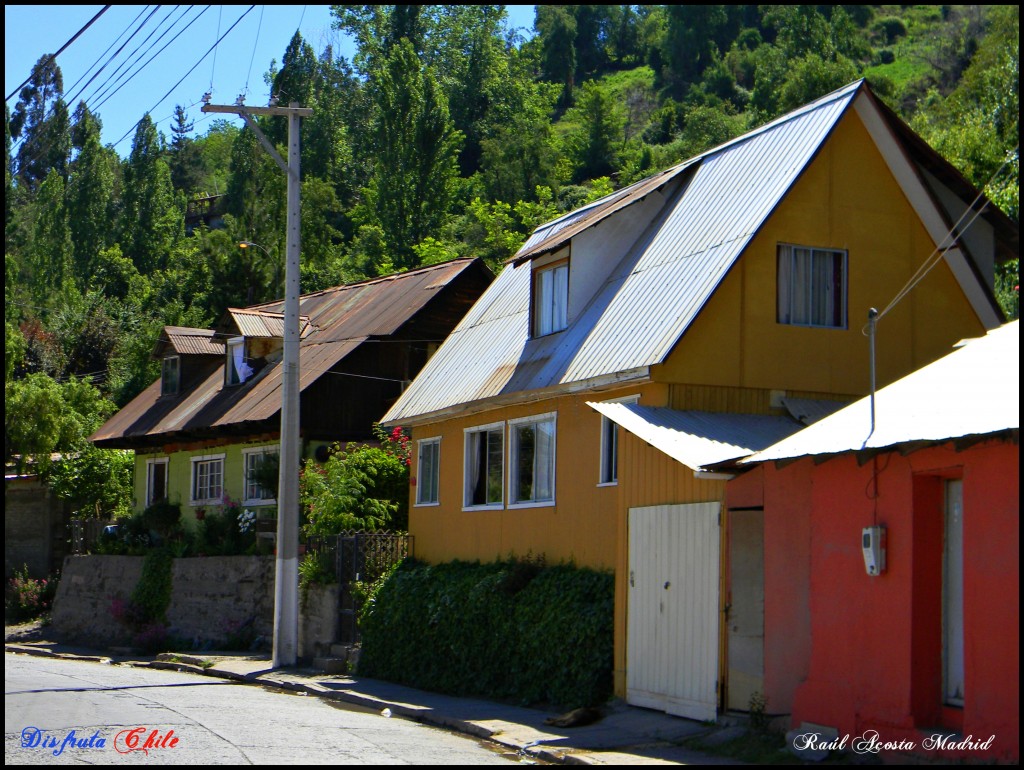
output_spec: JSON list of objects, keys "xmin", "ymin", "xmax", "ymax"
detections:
[{"xmin": 357, "ymin": 558, "xmax": 614, "ymax": 709}]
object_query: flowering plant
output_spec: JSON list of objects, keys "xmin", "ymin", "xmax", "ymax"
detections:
[{"xmin": 238, "ymin": 508, "xmax": 256, "ymax": 534}]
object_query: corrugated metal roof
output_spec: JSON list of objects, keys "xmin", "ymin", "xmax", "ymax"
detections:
[
  {"xmin": 384, "ymin": 82, "xmax": 864, "ymax": 424},
  {"xmin": 227, "ymin": 309, "xmax": 313, "ymax": 339},
  {"xmin": 588, "ymin": 402, "xmax": 803, "ymax": 471},
  {"xmin": 781, "ymin": 397, "xmax": 848, "ymax": 425},
  {"xmin": 159, "ymin": 327, "xmax": 222, "ymax": 356},
  {"xmin": 92, "ymin": 259, "xmax": 484, "ymax": 445},
  {"xmin": 742, "ymin": 320, "xmax": 1019, "ymax": 463}
]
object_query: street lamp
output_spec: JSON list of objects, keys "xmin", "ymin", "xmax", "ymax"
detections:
[{"xmin": 239, "ymin": 241, "xmax": 281, "ymax": 299}]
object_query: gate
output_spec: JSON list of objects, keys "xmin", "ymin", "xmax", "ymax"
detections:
[{"xmin": 307, "ymin": 532, "xmax": 413, "ymax": 643}]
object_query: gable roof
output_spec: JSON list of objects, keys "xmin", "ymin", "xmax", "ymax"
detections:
[
  {"xmin": 91, "ymin": 258, "xmax": 486, "ymax": 448},
  {"xmin": 155, "ymin": 326, "xmax": 222, "ymax": 357},
  {"xmin": 741, "ymin": 320, "xmax": 1019, "ymax": 464},
  {"xmin": 384, "ymin": 81, "xmax": 1007, "ymax": 426}
]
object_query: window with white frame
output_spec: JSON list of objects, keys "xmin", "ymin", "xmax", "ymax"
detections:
[
  {"xmin": 161, "ymin": 356, "xmax": 180, "ymax": 396},
  {"xmin": 416, "ymin": 438, "xmax": 441, "ymax": 506},
  {"xmin": 464, "ymin": 423, "xmax": 504, "ymax": 508},
  {"xmin": 191, "ymin": 454, "xmax": 225, "ymax": 504},
  {"xmin": 532, "ymin": 260, "xmax": 569, "ymax": 337},
  {"xmin": 146, "ymin": 458, "xmax": 169, "ymax": 507},
  {"xmin": 243, "ymin": 446, "xmax": 278, "ymax": 505},
  {"xmin": 226, "ymin": 337, "xmax": 254, "ymax": 385},
  {"xmin": 599, "ymin": 395, "xmax": 639, "ymax": 485},
  {"xmin": 777, "ymin": 244, "xmax": 847, "ymax": 328},
  {"xmin": 510, "ymin": 413, "xmax": 556, "ymax": 506}
]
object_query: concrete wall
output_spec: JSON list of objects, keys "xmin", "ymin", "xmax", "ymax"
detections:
[
  {"xmin": 52, "ymin": 555, "xmax": 279, "ymax": 650},
  {"xmin": 759, "ymin": 439, "xmax": 1019, "ymax": 762},
  {"xmin": 5, "ymin": 477, "xmax": 70, "ymax": 578}
]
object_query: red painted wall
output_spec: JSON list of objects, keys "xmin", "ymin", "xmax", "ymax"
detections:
[{"xmin": 753, "ymin": 438, "xmax": 1018, "ymax": 762}]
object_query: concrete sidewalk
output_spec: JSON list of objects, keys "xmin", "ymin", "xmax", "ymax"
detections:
[{"xmin": 5, "ymin": 637, "xmax": 748, "ymax": 765}]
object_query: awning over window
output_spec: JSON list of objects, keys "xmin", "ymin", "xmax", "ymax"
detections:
[{"xmin": 586, "ymin": 402, "xmax": 803, "ymax": 471}]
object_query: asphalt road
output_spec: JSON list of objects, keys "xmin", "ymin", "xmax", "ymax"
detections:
[{"xmin": 4, "ymin": 653, "xmax": 524, "ymax": 765}]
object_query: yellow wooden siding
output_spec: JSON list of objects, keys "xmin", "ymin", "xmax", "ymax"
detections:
[
  {"xmin": 664, "ymin": 384, "xmax": 857, "ymax": 414},
  {"xmin": 409, "ymin": 383, "xmax": 662, "ymax": 569},
  {"xmin": 655, "ymin": 108, "xmax": 987, "ymax": 395}
]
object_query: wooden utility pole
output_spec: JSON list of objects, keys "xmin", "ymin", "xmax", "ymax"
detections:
[{"xmin": 202, "ymin": 101, "xmax": 312, "ymax": 667}]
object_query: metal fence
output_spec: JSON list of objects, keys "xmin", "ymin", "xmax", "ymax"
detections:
[
  {"xmin": 70, "ymin": 519, "xmax": 114, "ymax": 554},
  {"xmin": 305, "ymin": 532, "xmax": 413, "ymax": 643}
]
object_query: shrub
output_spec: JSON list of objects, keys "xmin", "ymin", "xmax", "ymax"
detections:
[
  {"xmin": 5, "ymin": 565, "xmax": 57, "ymax": 622},
  {"xmin": 141, "ymin": 499, "xmax": 182, "ymax": 539},
  {"xmin": 358, "ymin": 557, "xmax": 614, "ymax": 709}
]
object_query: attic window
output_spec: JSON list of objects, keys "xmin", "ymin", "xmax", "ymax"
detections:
[
  {"xmin": 532, "ymin": 259, "xmax": 569, "ymax": 337},
  {"xmin": 777, "ymin": 244, "xmax": 847, "ymax": 329},
  {"xmin": 161, "ymin": 356, "xmax": 180, "ymax": 395},
  {"xmin": 226, "ymin": 337, "xmax": 254, "ymax": 386}
]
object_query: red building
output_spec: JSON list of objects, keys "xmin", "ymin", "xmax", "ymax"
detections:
[{"xmin": 729, "ymin": 321, "xmax": 1019, "ymax": 763}]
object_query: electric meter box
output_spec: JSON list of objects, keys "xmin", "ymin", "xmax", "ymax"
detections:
[{"xmin": 862, "ymin": 525, "xmax": 886, "ymax": 576}]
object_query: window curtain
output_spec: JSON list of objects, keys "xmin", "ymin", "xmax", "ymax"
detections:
[
  {"xmin": 534, "ymin": 419, "xmax": 554, "ymax": 501},
  {"xmin": 232, "ymin": 342, "xmax": 254, "ymax": 383}
]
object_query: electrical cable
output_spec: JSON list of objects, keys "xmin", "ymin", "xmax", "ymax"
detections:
[
  {"xmin": 244, "ymin": 6, "xmax": 266, "ymax": 100},
  {"xmin": 5, "ymin": 5, "xmax": 111, "ymax": 102},
  {"xmin": 92, "ymin": 7, "xmax": 212, "ymax": 115},
  {"xmin": 865, "ymin": 144, "xmax": 1019, "ymax": 331},
  {"xmin": 86, "ymin": 6, "xmax": 191, "ymax": 109},
  {"xmin": 112, "ymin": 6, "xmax": 256, "ymax": 149}
]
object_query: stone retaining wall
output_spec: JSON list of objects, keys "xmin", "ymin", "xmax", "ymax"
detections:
[{"xmin": 51, "ymin": 555, "xmax": 339, "ymax": 656}]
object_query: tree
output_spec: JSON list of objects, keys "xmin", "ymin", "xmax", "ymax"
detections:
[
  {"xmin": 362, "ymin": 39, "xmax": 463, "ymax": 270},
  {"xmin": 563, "ymin": 81, "xmax": 623, "ymax": 182},
  {"xmin": 67, "ymin": 103, "xmax": 116, "ymax": 280},
  {"xmin": 28, "ymin": 170, "xmax": 74, "ymax": 303},
  {"xmin": 536, "ymin": 5, "xmax": 578, "ymax": 106},
  {"xmin": 120, "ymin": 115, "xmax": 181, "ymax": 273},
  {"xmin": 9, "ymin": 55, "xmax": 71, "ymax": 191},
  {"xmin": 168, "ymin": 106, "xmax": 204, "ymax": 195},
  {"xmin": 5, "ymin": 373, "xmax": 113, "ymax": 472}
]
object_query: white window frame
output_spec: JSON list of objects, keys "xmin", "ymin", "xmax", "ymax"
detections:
[
  {"xmin": 226, "ymin": 336, "xmax": 253, "ymax": 386},
  {"xmin": 190, "ymin": 453, "xmax": 225, "ymax": 505},
  {"xmin": 777, "ymin": 243, "xmax": 848, "ymax": 329},
  {"xmin": 242, "ymin": 445, "xmax": 278, "ymax": 506},
  {"xmin": 145, "ymin": 457, "xmax": 169, "ymax": 507},
  {"xmin": 161, "ymin": 355, "xmax": 180, "ymax": 396},
  {"xmin": 415, "ymin": 437, "xmax": 441, "ymax": 507},
  {"xmin": 463, "ymin": 422, "xmax": 505, "ymax": 510},
  {"xmin": 508, "ymin": 412, "xmax": 557, "ymax": 508},
  {"xmin": 532, "ymin": 259, "xmax": 569, "ymax": 337},
  {"xmin": 598, "ymin": 395, "xmax": 639, "ymax": 486}
]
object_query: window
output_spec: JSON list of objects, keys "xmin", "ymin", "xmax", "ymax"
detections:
[
  {"xmin": 510, "ymin": 413, "xmax": 556, "ymax": 506},
  {"xmin": 145, "ymin": 458, "xmax": 169, "ymax": 507},
  {"xmin": 777, "ymin": 244, "xmax": 847, "ymax": 328},
  {"xmin": 226, "ymin": 337, "xmax": 254, "ymax": 385},
  {"xmin": 599, "ymin": 396, "xmax": 639, "ymax": 486},
  {"xmin": 243, "ymin": 446, "xmax": 278, "ymax": 505},
  {"xmin": 533, "ymin": 260, "xmax": 569, "ymax": 336},
  {"xmin": 416, "ymin": 438, "xmax": 441, "ymax": 506},
  {"xmin": 191, "ymin": 454, "xmax": 225, "ymax": 504},
  {"xmin": 161, "ymin": 356, "xmax": 180, "ymax": 395},
  {"xmin": 464, "ymin": 423, "xmax": 504, "ymax": 508}
]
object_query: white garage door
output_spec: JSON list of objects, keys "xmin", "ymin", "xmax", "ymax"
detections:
[{"xmin": 627, "ymin": 503, "xmax": 720, "ymax": 721}]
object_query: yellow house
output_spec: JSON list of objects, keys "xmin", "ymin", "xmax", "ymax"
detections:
[{"xmin": 380, "ymin": 81, "xmax": 1014, "ymax": 721}]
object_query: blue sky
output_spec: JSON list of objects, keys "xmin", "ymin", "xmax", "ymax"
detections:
[{"xmin": 5, "ymin": 5, "xmax": 537, "ymax": 156}]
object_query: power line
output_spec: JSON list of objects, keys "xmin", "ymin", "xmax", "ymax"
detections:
[
  {"xmin": 868, "ymin": 145, "xmax": 1019, "ymax": 328},
  {"xmin": 113, "ymin": 6, "xmax": 256, "ymax": 149},
  {"xmin": 5, "ymin": 5, "xmax": 111, "ymax": 102}
]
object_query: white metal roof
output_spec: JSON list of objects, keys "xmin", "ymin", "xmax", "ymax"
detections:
[
  {"xmin": 588, "ymin": 402, "xmax": 804, "ymax": 471},
  {"xmin": 384, "ymin": 84, "xmax": 867, "ymax": 425},
  {"xmin": 742, "ymin": 320, "xmax": 1019, "ymax": 463}
]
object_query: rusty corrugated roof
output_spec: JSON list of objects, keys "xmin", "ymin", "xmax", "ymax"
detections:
[
  {"xmin": 156, "ymin": 327, "xmax": 223, "ymax": 357},
  {"xmin": 92, "ymin": 259, "xmax": 483, "ymax": 446},
  {"xmin": 227, "ymin": 309, "xmax": 314, "ymax": 339}
]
